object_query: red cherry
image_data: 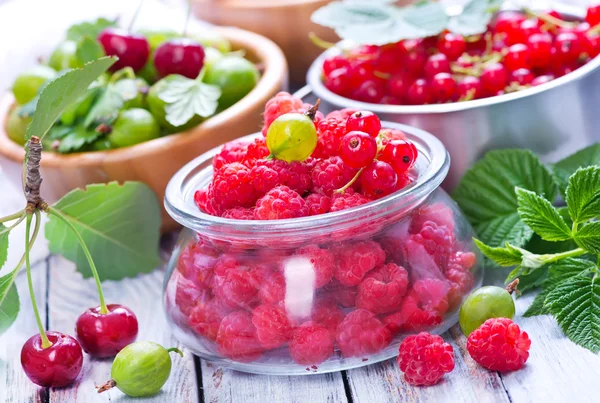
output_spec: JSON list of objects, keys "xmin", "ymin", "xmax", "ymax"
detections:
[
  {"xmin": 406, "ymin": 78, "xmax": 431, "ymax": 105},
  {"xmin": 339, "ymin": 131, "xmax": 378, "ymax": 168},
  {"xmin": 21, "ymin": 331, "xmax": 83, "ymax": 388},
  {"xmin": 504, "ymin": 43, "xmax": 531, "ymax": 71},
  {"xmin": 360, "ymin": 160, "xmax": 398, "ymax": 199},
  {"xmin": 531, "ymin": 74, "xmax": 554, "ymax": 86},
  {"xmin": 154, "ymin": 38, "xmax": 206, "ymax": 79},
  {"xmin": 586, "ymin": 5, "xmax": 600, "ymax": 26},
  {"xmin": 325, "ymin": 67, "xmax": 352, "ymax": 96},
  {"xmin": 457, "ymin": 76, "xmax": 483, "ymax": 100},
  {"xmin": 379, "ymin": 139, "xmax": 418, "ymax": 175},
  {"xmin": 98, "ymin": 28, "xmax": 150, "ymax": 72},
  {"xmin": 430, "ymin": 72, "xmax": 456, "ymax": 103},
  {"xmin": 437, "ymin": 33, "xmax": 466, "ymax": 60},
  {"xmin": 509, "ymin": 68, "xmax": 534, "ymax": 85},
  {"xmin": 75, "ymin": 304, "xmax": 138, "ymax": 358},
  {"xmin": 554, "ymin": 32, "xmax": 584, "ymax": 65},
  {"xmin": 481, "ymin": 63, "xmax": 508, "ymax": 95},
  {"xmin": 346, "ymin": 111, "xmax": 382, "ymax": 137},
  {"xmin": 527, "ymin": 33, "xmax": 553, "ymax": 68},
  {"xmin": 323, "ymin": 55, "xmax": 351, "ymax": 76},
  {"xmin": 424, "ymin": 53, "xmax": 450, "ymax": 78}
]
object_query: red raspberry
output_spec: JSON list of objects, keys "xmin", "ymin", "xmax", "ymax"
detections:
[
  {"xmin": 413, "ymin": 278, "xmax": 450, "ymax": 316},
  {"xmin": 313, "ymin": 117, "xmax": 347, "ymax": 158},
  {"xmin": 336, "ymin": 309, "xmax": 392, "ymax": 358},
  {"xmin": 356, "ymin": 263, "xmax": 409, "ymax": 314},
  {"xmin": 221, "ymin": 207, "xmax": 255, "ymax": 220},
  {"xmin": 333, "ymin": 240, "xmax": 386, "ymax": 286},
  {"xmin": 305, "ymin": 193, "xmax": 331, "ymax": 216},
  {"xmin": 251, "ymin": 160, "xmax": 311, "ymax": 195},
  {"xmin": 467, "ymin": 318, "xmax": 531, "ymax": 372},
  {"xmin": 245, "ymin": 137, "xmax": 270, "ymax": 163},
  {"xmin": 213, "ymin": 163, "xmax": 258, "ymax": 209},
  {"xmin": 258, "ymin": 270, "xmax": 286, "ymax": 305},
  {"xmin": 323, "ymin": 279, "xmax": 357, "ymax": 308},
  {"xmin": 188, "ymin": 297, "xmax": 232, "ymax": 341},
  {"xmin": 177, "ymin": 240, "xmax": 218, "ymax": 290},
  {"xmin": 409, "ymin": 202, "xmax": 455, "ymax": 233},
  {"xmin": 194, "ymin": 186, "xmax": 224, "ymax": 216},
  {"xmin": 311, "ymin": 299, "xmax": 345, "ymax": 335},
  {"xmin": 295, "ymin": 245, "xmax": 335, "ymax": 288},
  {"xmin": 312, "ymin": 156, "xmax": 359, "ymax": 196},
  {"xmin": 289, "ymin": 322, "xmax": 334, "ymax": 366},
  {"xmin": 216, "ymin": 311, "xmax": 263, "ymax": 362},
  {"xmin": 212, "ymin": 255, "xmax": 263, "ymax": 309},
  {"xmin": 330, "ymin": 189, "xmax": 371, "ymax": 212},
  {"xmin": 398, "ymin": 332, "xmax": 455, "ymax": 386},
  {"xmin": 445, "ymin": 266, "xmax": 475, "ymax": 310},
  {"xmin": 384, "ymin": 290, "xmax": 443, "ymax": 334},
  {"xmin": 251, "ymin": 304, "xmax": 292, "ymax": 349},
  {"xmin": 325, "ymin": 108, "xmax": 357, "ymax": 120},
  {"xmin": 412, "ymin": 221, "xmax": 455, "ymax": 267},
  {"xmin": 213, "ymin": 140, "xmax": 249, "ymax": 170},
  {"xmin": 262, "ymin": 92, "xmax": 304, "ymax": 136},
  {"xmin": 255, "ymin": 186, "xmax": 310, "ymax": 220},
  {"xmin": 174, "ymin": 273, "xmax": 205, "ymax": 316}
]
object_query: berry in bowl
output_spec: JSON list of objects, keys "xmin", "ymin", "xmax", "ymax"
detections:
[
  {"xmin": 306, "ymin": 2, "xmax": 600, "ymax": 189},
  {"xmin": 162, "ymin": 93, "xmax": 483, "ymax": 375}
]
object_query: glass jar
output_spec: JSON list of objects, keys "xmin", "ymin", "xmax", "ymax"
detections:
[{"xmin": 163, "ymin": 122, "xmax": 483, "ymax": 375}]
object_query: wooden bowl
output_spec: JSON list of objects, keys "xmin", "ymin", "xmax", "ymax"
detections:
[{"xmin": 0, "ymin": 27, "xmax": 287, "ymax": 231}]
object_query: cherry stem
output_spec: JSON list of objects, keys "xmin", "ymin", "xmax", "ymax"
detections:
[
  {"xmin": 183, "ymin": 0, "xmax": 192, "ymax": 37},
  {"xmin": 109, "ymin": 67, "xmax": 136, "ymax": 83},
  {"xmin": 505, "ymin": 278, "xmax": 520, "ymax": 295},
  {"xmin": 0, "ymin": 210, "xmax": 25, "ymax": 223},
  {"xmin": 128, "ymin": 0, "xmax": 145, "ymax": 33},
  {"xmin": 0, "ymin": 211, "xmax": 26, "ymax": 236},
  {"xmin": 97, "ymin": 379, "xmax": 117, "ymax": 394},
  {"xmin": 308, "ymin": 32, "xmax": 336, "ymax": 50},
  {"xmin": 523, "ymin": 7, "xmax": 576, "ymax": 29},
  {"xmin": 167, "ymin": 347, "xmax": 184, "ymax": 357},
  {"xmin": 25, "ymin": 212, "xmax": 51, "ymax": 348},
  {"xmin": 334, "ymin": 167, "xmax": 364, "ymax": 195},
  {"xmin": 45, "ymin": 207, "xmax": 109, "ymax": 315}
]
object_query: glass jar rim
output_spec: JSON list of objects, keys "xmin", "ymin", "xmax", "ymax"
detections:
[{"xmin": 164, "ymin": 121, "xmax": 450, "ymax": 238}]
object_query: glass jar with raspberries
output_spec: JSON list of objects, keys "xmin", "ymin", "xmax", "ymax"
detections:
[{"xmin": 163, "ymin": 92, "xmax": 482, "ymax": 374}]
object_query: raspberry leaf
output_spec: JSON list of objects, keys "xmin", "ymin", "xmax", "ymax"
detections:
[
  {"xmin": 515, "ymin": 187, "xmax": 572, "ymax": 242},
  {"xmin": 45, "ymin": 182, "xmax": 161, "ymax": 280},
  {"xmin": 473, "ymin": 239, "xmax": 522, "ymax": 266},
  {"xmin": 447, "ymin": 0, "xmax": 503, "ymax": 36},
  {"xmin": 565, "ymin": 167, "xmax": 600, "ymax": 224},
  {"xmin": 157, "ymin": 75, "xmax": 221, "ymax": 126},
  {"xmin": 0, "ymin": 224, "xmax": 8, "ymax": 272},
  {"xmin": 573, "ymin": 222, "xmax": 600, "ymax": 253},
  {"xmin": 552, "ymin": 144, "xmax": 600, "ymax": 197},
  {"xmin": 0, "ymin": 269, "xmax": 20, "ymax": 336},
  {"xmin": 545, "ymin": 274, "xmax": 600, "ymax": 353}
]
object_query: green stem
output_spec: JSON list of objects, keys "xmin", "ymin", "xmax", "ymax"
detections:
[
  {"xmin": 334, "ymin": 167, "xmax": 364, "ymax": 195},
  {"xmin": 523, "ymin": 7, "xmax": 576, "ymax": 29},
  {"xmin": 0, "ymin": 212, "xmax": 26, "ymax": 236},
  {"xmin": 46, "ymin": 207, "xmax": 108, "ymax": 314},
  {"xmin": 25, "ymin": 213, "xmax": 51, "ymax": 348},
  {"xmin": 308, "ymin": 32, "xmax": 336, "ymax": 50},
  {"xmin": 542, "ymin": 248, "xmax": 587, "ymax": 265},
  {"xmin": 167, "ymin": 347, "xmax": 184, "ymax": 357},
  {"xmin": 183, "ymin": 0, "xmax": 192, "ymax": 37},
  {"xmin": 127, "ymin": 0, "xmax": 145, "ymax": 32},
  {"xmin": 0, "ymin": 210, "xmax": 25, "ymax": 223}
]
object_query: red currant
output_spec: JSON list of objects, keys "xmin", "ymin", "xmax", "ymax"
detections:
[
  {"xmin": 339, "ymin": 131, "xmax": 378, "ymax": 168},
  {"xmin": 379, "ymin": 139, "xmax": 418, "ymax": 175},
  {"xmin": 585, "ymin": 32, "xmax": 600, "ymax": 58},
  {"xmin": 21, "ymin": 331, "xmax": 83, "ymax": 388},
  {"xmin": 350, "ymin": 61, "xmax": 376, "ymax": 87},
  {"xmin": 352, "ymin": 80, "xmax": 385, "ymax": 104},
  {"xmin": 481, "ymin": 63, "xmax": 508, "ymax": 95},
  {"xmin": 97, "ymin": 28, "xmax": 150, "ymax": 72},
  {"xmin": 531, "ymin": 74, "xmax": 554, "ymax": 86},
  {"xmin": 406, "ymin": 78, "xmax": 431, "ymax": 105},
  {"xmin": 527, "ymin": 33, "xmax": 553, "ymax": 68},
  {"xmin": 75, "ymin": 304, "xmax": 139, "ymax": 358},
  {"xmin": 360, "ymin": 160, "xmax": 398, "ymax": 199},
  {"xmin": 154, "ymin": 38, "xmax": 206, "ymax": 79},
  {"xmin": 387, "ymin": 73, "xmax": 410, "ymax": 100},
  {"xmin": 554, "ymin": 32, "xmax": 584, "ymax": 65},
  {"xmin": 402, "ymin": 47, "xmax": 427, "ymax": 76},
  {"xmin": 504, "ymin": 44, "xmax": 531, "ymax": 71},
  {"xmin": 376, "ymin": 46, "xmax": 404, "ymax": 74},
  {"xmin": 323, "ymin": 55, "xmax": 351, "ymax": 76},
  {"xmin": 430, "ymin": 72, "xmax": 457, "ymax": 103},
  {"xmin": 346, "ymin": 111, "xmax": 381, "ymax": 138},
  {"xmin": 457, "ymin": 76, "xmax": 482, "ymax": 100},
  {"xmin": 493, "ymin": 11, "xmax": 526, "ymax": 44},
  {"xmin": 586, "ymin": 5, "xmax": 600, "ymax": 27},
  {"xmin": 509, "ymin": 68, "xmax": 534, "ymax": 85},
  {"xmin": 424, "ymin": 53, "xmax": 450, "ymax": 78},
  {"xmin": 437, "ymin": 33, "xmax": 466, "ymax": 60},
  {"xmin": 325, "ymin": 67, "xmax": 352, "ymax": 96},
  {"xmin": 513, "ymin": 19, "xmax": 541, "ymax": 45}
]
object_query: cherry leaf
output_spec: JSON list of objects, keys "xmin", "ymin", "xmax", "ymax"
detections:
[
  {"xmin": 0, "ymin": 224, "xmax": 8, "ymax": 272},
  {"xmin": 66, "ymin": 17, "xmax": 117, "ymax": 42},
  {"xmin": 45, "ymin": 182, "xmax": 161, "ymax": 280},
  {"xmin": 0, "ymin": 269, "xmax": 20, "ymax": 336}
]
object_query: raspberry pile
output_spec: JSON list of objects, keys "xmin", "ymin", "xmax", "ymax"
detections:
[
  {"xmin": 169, "ymin": 196, "xmax": 478, "ymax": 368},
  {"xmin": 321, "ymin": 8, "xmax": 600, "ymax": 105},
  {"xmin": 194, "ymin": 92, "xmax": 418, "ymax": 220}
]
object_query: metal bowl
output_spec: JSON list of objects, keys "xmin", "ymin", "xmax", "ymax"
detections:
[{"xmin": 305, "ymin": 7, "xmax": 600, "ymax": 190}]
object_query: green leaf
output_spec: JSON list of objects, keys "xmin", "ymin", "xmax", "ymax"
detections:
[
  {"xmin": 0, "ymin": 269, "xmax": 20, "ymax": 335},
  {"xmin": 447, "ymin": 0, "xmax": 503, "ymax": 36},
  {"xmin": 524, "ymin": 292, "xmax": 549, "ymax": 317},
  {"xmin": 573, "ymin": 222, "xmax": 600, "ymax": 253},
  {"xmin": 515, "ymin": 187, "xmax": 571, "ymax": 242},
  {"xmin": 26, "ymin": 57, "xmax": 116, "ymax": 141},
  {"xmin": 454, "ymin": 149, "xmax": 557, "ymax": 247},
  {"xmin": 0, "ymin": 224, "xmax": 8, "ymax": 272},
  {"xmin": 57, "ymin": 124, "xmax": 102, "ymax": 153},
  {"xmin": 75, "ymin": 36, "xmax": 105, "ymax": 66},
  {"xmin": 45, "ymin": 182, "xmax": 161, "ymax": 280},
  {"xmin": 66, "ymin": 17, "xmax": 117, "ymax": 41},
  {"xmin": 157, "ymin": 75, "xmax": 221, "ymax": 127},
  {"xmin": 83, "ymin": 86, "xmax": 123, "ymax": 128},
  {"xmin": 473, "ymin": 238, "xmax": 522, "ymax": 266},
  {"xmin": 546, "ymin": 275, "xmax": 600, "ymax": 353},
  {"xmin": 311, "ymin": 1, "xmax": 393, "ymax": 29},
  {"xmin": 566, "ymin": 166, "xmax": 600, "ymax": 224},
  {"xmin": 516, "ymin": 267, "xmax": 548, "ymax": 294},
  {"xmin": 552, "ymin": 144, "xmax": 600, "ymax": 196}
]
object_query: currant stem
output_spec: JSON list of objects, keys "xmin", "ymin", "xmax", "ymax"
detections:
[
  {"xmin": 25, "ymin": 212, "xmax": 51, "ymax": 348},
  {"xmin": 46, "ymin": 207, "xmax": 108, "ymax": 314},
  {"xmin": 308, "ymin": 32, "xmax": 336, "ymax": 50},
  {"xmin": 127, "ymin": 0, "xmax": 145, "ymax": 33},
  {"xmin": 523, "ymin": 8, "xmax": 577, "ymax": 29},
  {"xmin": 334, "ymin": 167, "xmax": 364, "ymax": 195},
  {"xmin": 0, "ymin": 210, "xmax": 25, "ymax": 224}
]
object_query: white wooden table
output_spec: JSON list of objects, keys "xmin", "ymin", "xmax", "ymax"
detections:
[{"xmin": 1, "ymin": 169, "xmax": 600, "ymax": 403}]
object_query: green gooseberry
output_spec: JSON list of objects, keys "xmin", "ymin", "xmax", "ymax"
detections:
[
  {"xmin": 203, "ymin": 56, "xmax": 259, "ymax": 110},
  {"xmin": 12, "ymin": 65, "xmax": 56, "ymax": 105},
  {"xmin": 459, "ymin": 282, "xmax": 517, "ymax": 336},
  {"xmin": 147, "ymin": 75, "xmax": 203, "ymax": 133},
  {"xmin": 6, "ymin": 107, "xmax": 32, "ymax": 145},
  {"xmin": 203, "ymin": 47, "xmax": 223, "ymax": 71},
  {"xmin": 48, "ymin": 40, "xmax": 79, "ymax": 71},
  {"xmin": 107, "ymin": 108, "xmax": 160, "ymax": 148},
  {"xmin": 194, "ymin": 32, "xmax": 231, "ymax": 53},
  {"xmin": 113, "ymin": 78, "xmax": 149, "ymax": 109},
  {"xmin": 266, "ymin": 111, "xmax": 318, "ymax": 162}
]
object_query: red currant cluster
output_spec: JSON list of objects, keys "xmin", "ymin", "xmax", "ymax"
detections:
[
  {"xmin": 321, "ymin": 8, "xmax": 600, "ymax": 105},
  {"xmin": 168, "ymin": 199, "xmax": 477, "ymax": 367},
  {"xmin": 194, "ymin": 92, "xmax": 418, "ymax": 220}
]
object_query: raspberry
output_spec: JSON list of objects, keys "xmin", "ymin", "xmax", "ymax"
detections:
[
  {"xmin": 194, "ymin": 186, "xmax": 224, "ymax": 216},
  {"xmin": 258, "ymin": 270, "xmax": 286, "ymax": 305},
  {"xmin": 213, "ymin": 163, "xmax": 258, "ymax": 209},
  {"xmin": 325, "ymin": 108, "xmax": 357, "ymax": 120},
  {"xmin": 313, "ymin": 117, "xmax": 347, "ymax": 158},
  {"xmin": 410, "ymin": 203, "xmax": 455, "ymax": 234},
  {"xmin": 221, "ymin": 207, "xmax": 255, "ymax": 220},
  {"xmin": 251, "ymin": 159, "xmax": 311, "ymax": 195},
  {"xmin": 330, "ymin": 189, "xmax": 371, "ymax": 212},
  {"xmin": 336, "ymin": 309, "xmax": 392, "ymax": 358},
  {"xmin": 323, "ymin": 279, "xmax": 357, "ymax": 308},
  {"xmin": 311, "ymin": 299, "xmax": 345, "ymax": 335},
  {"xmin": 413, "ymin": 278, "xmax": 450, "ymax": 316},
  {"xmin": 189, "ymin": 297, "xmax": 232, "ymax": 341},
  {"xmin": 213, "ymin": 140, "xmax": 249, "ymax": 170},
  {"xmin": 312, "ymin": 156, "xmax": 359, "ymax": 196},
  {"xmin": 448, "ymin": 251, "xmax": 477, "ymax": 271},
  {"xmin": 398, "ymin": 332, "xmax": 455, "ymax": 386},
  {"xmin": 356, "ymin": 263, "xmax": 409, "ymax": 314},
  {"xmin": 216, "ymin": 311, "xmax": 263, "ymax": 362},
  {"xmin": 262, "ymin": 92, "xmax": 304, "ymax": 136},
  {"xmin": 445, "ymin": 267, "xmax": 475, "ymax": 310},
  {"xmin": 384, "ymin": 290, "xmax": 443, "ymax": 334},
  {"xmin": 289, "ymin": 322, "xmax": 334, "ymax": 366},
  {"xmin": 254, "ymin": 186, "xmax": 310, "ymax": 220},
  {"xmin": 212, "ymin": 255, "xmax": 263, "ymax": 309},
  {"xmin": 174, "ymin": 273, "xmax": 205, "ymax": 316},
  {"xmin": 412, "ymin": 221, "xmax": 455, "ymax": 267},
  {"xmin": 467, "ymin": 318, "xmax": 531, "ymax": 372},
  {"xmin": 177, "ymin": 240, "xmax": 218, "ymax": 290},
  {"xmin": 295, "ymin": 244, "xmax": 335, "ymax": 288},
  {"xmin": 305, "ymin": 193, "xmax": 331, "ymax": 216},
  {"xmin": 245, "ymin": 137, "xmax": 270, "ymax": 163},
  {"xmin": 333, "ymin": 240, "xmax": 386, "ymax": 286},
  {"xmin": 251, "ymin": 304, "xmax": 292, "ymax": 349}
]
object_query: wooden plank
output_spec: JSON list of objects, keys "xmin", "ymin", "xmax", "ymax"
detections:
[
  {"xmin": 47, "ymin": 255, "xmax": 199, "ymax": 403},
  {"xmin": 201, "ymin": 361, "xmax": 348, "ymax": 403},
  {"xmin": 0, "ymin": 259, "xmax": 49, "ymax": 403}
]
